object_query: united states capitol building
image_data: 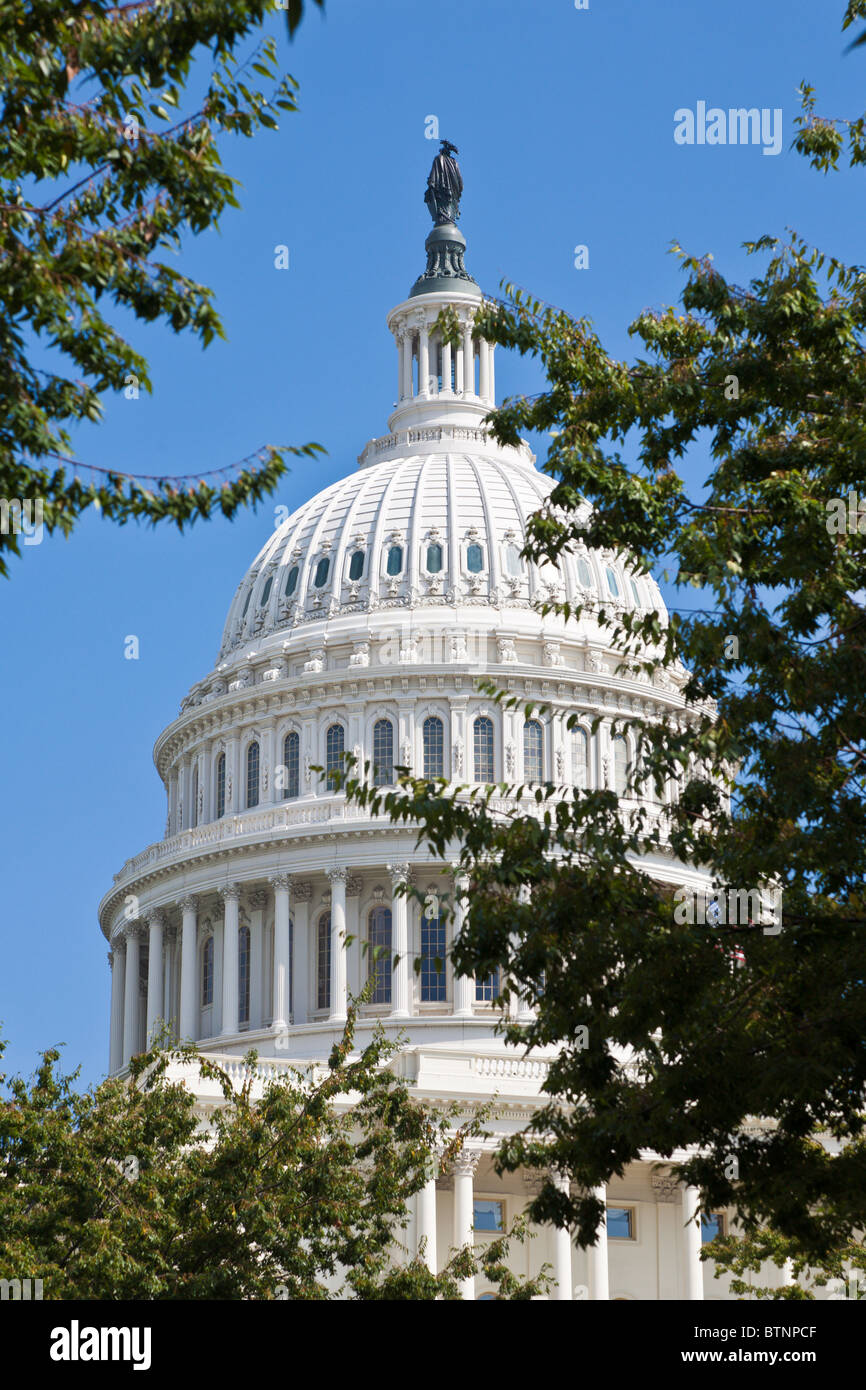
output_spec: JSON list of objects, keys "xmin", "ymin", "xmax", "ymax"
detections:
[{"xmin": 98, "ymin": 147, "xmax": 794, "ymax": 1301}]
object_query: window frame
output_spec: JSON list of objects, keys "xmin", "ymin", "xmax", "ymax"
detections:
[
  {"xmin": 473, "ymin": 714, "xmax": 495, "ymax": 783},
  {"xmin": 606, "ymin": 1205, "xmax": 637, "ymax": 1241},
  {"xmin": 246, "ymin": 740, "xmax": 260, "ymax": 809},
  {"xmin": 316, "ymin": 911, "xmax": 331, "ymax": 1012},
  {"xmin": 215, "ymin": 752, "xmax": 226, "ymax": 819},
  {"xmin": 282, "ymin": 730, "xmax": 300, "ymax": 800},
  {"xmin": 422, "ymin": 715, "xmax": 445, "ymax": 780},
  {"xmin": 367, "ymin": 905, "xmax": 393, "ymax": 1006}
]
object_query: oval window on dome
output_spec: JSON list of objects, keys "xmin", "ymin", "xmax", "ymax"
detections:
[
  {"xmin": 285, "ymin": 565, "xmax": 299, "ymax": 597},
  {"xmin": 577, "ymin": 555, "xmax": 594, "ymax": 588},
  {"xmin": 386, "ymin": 544, "xmax": 403, "ymax": 576},
  {"xmin": 466, "ymin": 543, "xmax": 484, "ymax": 574},
  {"xmin": 630, "ymin": 578, "xmax": 642, "ymax": 607},
  {"xmin": 426, "ymin": 543, "xmax": 443, "ymax": 574},
  {"xmin": 349, "ymin": 549, "xmax": 365, "ymax": 581},
  {"xmin": 260, "ymin": 576, "xmax": 272, "ymax": 607},
  {"xmin": 314, "ymin": 557, "xmax": 330, "ymax": 588},
  {"xmin": 505, "ymin": 543, "xmax": 522, "ymax": 576},
  {"xmin": 605, "ymin": 566, "xmax": 620, "ymax": 597}
]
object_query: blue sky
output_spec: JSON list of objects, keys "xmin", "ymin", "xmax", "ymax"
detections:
[{"xmin": 2, "ymin": 0, "xmax": 863, "ymax": 1089}]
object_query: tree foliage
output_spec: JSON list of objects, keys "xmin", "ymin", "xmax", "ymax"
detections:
[
  {"xmin": 0, "ymin": 0, "xmax": 324, "ymax": 577},
  {"xmin": 346, "ymin": 2, "xmax": 866, "ymax": 1269},
  {"xmin": 0, "ymin": 1004, "xmax": 548, "ymax": 1299}
]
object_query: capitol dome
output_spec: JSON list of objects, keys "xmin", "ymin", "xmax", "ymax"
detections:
[{"xmin": 98, "ymin": 147, "xmax": 724, "ymax": 1301}]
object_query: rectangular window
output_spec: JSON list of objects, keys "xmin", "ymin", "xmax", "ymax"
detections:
[
  {"xmin": 606, "ymin": 1206, "xmax": 635, "ymax": 1240},
  {"xmin": 475, "ymin": 968, "xmax": 500, "ymax": 1003},
  {"xmin": 420, "ymin": 913, "xmax": 447, "ymax": 1003},
  {"xmin": 473, "ymin": 1199, "xmax": 504, "ymax": 1232},
  {"xmin": 283, "ymin": 733, "xmax": 299, "ymax": 800},
  {"xmin": 701, "ymin": 1213, "xmax": 725, "ymax": 1243},
  {"xmin": 317, "ymin": 914, "xmax": 331, "ymax": 1011}
]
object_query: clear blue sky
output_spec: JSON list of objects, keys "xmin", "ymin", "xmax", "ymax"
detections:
[{"xmin": 2, "ymin": 0, "xmax": 862, "ymax": 1090}]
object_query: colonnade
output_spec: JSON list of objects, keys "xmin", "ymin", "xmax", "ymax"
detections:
[
  {"xmin": 396, "ymin": 316, "xmax": 495, "ymax": 406},
  {"xmin": 415, "ymin": 1165, "xmax": 706, "ymax": 1301}
]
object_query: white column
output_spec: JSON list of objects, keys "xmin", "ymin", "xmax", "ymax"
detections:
[
  {"xmin": 162, "ymin": 925, "xmax": 175, "ymax": 1039},
  {"xmin": 122, "ymin": 924, "xmax": 141, "ymax": 1065},
  {"xmin": 588, "ymin": 1185, "xmax": 609, "ymax": 1300},
  {"xmin": 179, "ymin": 896, "xmax": 198, "ymax": 1040},
  {"xmin": 488, "ymin": 342, "xmax": 495, "ymax": 403},
  {"xmin": 462, "ymin": 322, "xmax": 474, "ymax": 394},
  {"xmin": 441, "ymin": 338, "xmax": 452, "ymax": 394},
  {"xmin": 455, "ymin": 340, "xmax": 464, "ymax": 395},
  {"xmin": 271, "ymin": 874, "xmax": 291, "ymax": 1031},
  {"xmin": 452, "ymin": 872, "xmax": 474, "ymax": 1017},
  {"xmin": 327, "ymin": 868, "xmax": 348, "ymax": 1024},
  {"xmin": 417, "ymin": 1168, "xmax": 438, "ymax": 1272},
  {"xmin": 683, "ymin": 1185, "xmax": 704, "ymax": 1300},
  {"xmin": 453, "ymin": 1149, "xmax": 480, "ymax": 1300},
  {"xmin": 552, "ymin": 1171, "xmax": 573, "ymax": 1300},
  {"xmin": 108, "ymin": 941, "xmax": 125, "ymax": 1074},
  {"xmin": 220, "ymin": 884, "xmax": 240, "ymax": 1037},
  {"xmin": 388, "ymin": 862, "xmax": 411, "ymax": 1019},
  {"xmin": 249, "ymin": 888, "xmax": 266, "ymax": 1029},
  {"xmin": 418, "ymin": 324, "xmax": 430, "ymax": 397},
  {"xmin": 266, "ymin": 722, "xmax": 278, "ymax": 805},
  {"xmin": 479, "ymin": 338, "xmax": 490, "ymax": 400},
  {"xmin": 292, "ymin": 883, "xmax": 310, "ymax": 1025}
]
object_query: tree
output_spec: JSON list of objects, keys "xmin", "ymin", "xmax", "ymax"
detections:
[
  {"xmin": 341, "ymin": 2, "xmax": 866, "ymax": 1267},
  {"xmin": 0, "ymin": 1001, "xmax": 549, "ymax": 1299},
  {"xmin": 0, "ymin": 0, "xmax": 325, "ymax": 578}
]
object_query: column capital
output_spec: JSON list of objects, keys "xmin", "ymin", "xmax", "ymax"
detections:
[
  {"xmin": 326, "ymin": 867, "xmax": 348, "ymax": 886},
  {"xmin": 450, "ymin": 863, "xmax": 470, "ymax": 890},
  {"xmin": 145, "ymin": 909, "xmax": 166, "ymax": 929},
  {"xmin": 452, "ymin": 1146, "xmax": 482, "ymax": 1178},
  {"xmin": 107, "ymin": 949, "xmax": 115, "ymax": 970},
  {"xmin": 179, "ymin": 894, "xmax": 199, "ymax": 913},
  {"xmin": 124, "ymin": 921, "xmax": 145, "ymax": 943},
  {"xmin": 269, "ymin": 873, "xmax": 292, "ymax": 892},
  {"xmin": 220, "ymin": 882, "xmax": 242, "ymax": 905},
  {"xmin": 386, "ymin": 861, "xmax": 411, "ymax": 886}
]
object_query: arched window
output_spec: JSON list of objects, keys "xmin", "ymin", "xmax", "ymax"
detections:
[
  {"xmin": 260, "ymin": 575, "xmax": 272, "ymax": 607},
  {"xmin": 473, "ymin": 716, "xmax": 494, "ymax": 783},
  {"xmin": 202, "ymin": 936, "xmax": 214, "ymax": 1008},
  {"xmin": 577, "ymin": 555, "xmax": 594, "ymax": 589},
  {"xmin": 421, "ymin": 911, "xmax": 446, "ymax": 1003},
  {"xmin": 612, "ymin": 734, "xmax": 629, "ymax": 797},
  {"xmin": 282, "ymin": 731, "xmax": 300, "ymax": 799},
  {"xmin": 386, "ymin": 544, "xmax": 403, "ymax": 576},
  {"xmin": 505, "ymin": 543, "xmax": 522, "ymax": 576},
  {"xmin": 246, "ymin": 741, "xmax": 260, "ymax": 809},
  {"xmin": 368, "ymin": 906, "xmax": 392, "ymax": 1005},
  {"xmin": 423, "ymin": 716, "xmax": 444, "ymax": 779},
  {"xmin": 317, "ymin": 912, "xmax": 331, "ymax": 1011},
  {"xmin": 238, "ymin": 924, "xmax": 250, "ymax": 1026},
  {"xmin": 372, "ymin": 718, "xmax": 394, "ymax": 787},
  {"xmin": 325, "ymin": 723, "xmax": 345, "ymax": 789},
  {"xmin": 475, "ymin": 967, "xmax": 500, "ymax": 1003},
  {"xmin": 574, "ymin": 728, "xmax": 589, "ymax": 788},
  {"xmin": 285, "ymin": 565, "xmax": 299, "ymax": 597},
  {"xmin": 466, "ymin": 542, "xmax": 484, "ymax": 573},
  {"xmin": 314, "ymin": 556, "xmax": 330, "ymax": 588},
  {"xmin": 216, "ymin": 753, "xmax": 226, "ymax": 819},
  {"xmin": 630, "ymin": 578, "xmax": 642, "ymax": 607},
  {"xmin": 191, "ymin": 764, "xmax": 199, "ymax": 829},
  {"xmin": 426, "ymin": 542, "xmax": 443, "ymax": 574},
  {"xmin": 524, "ymin": 719, "xmax": 544, "ymax": 782},
  {"xmin": 605, "ymin": 566, "xmax": 620, "ymax": 598}
]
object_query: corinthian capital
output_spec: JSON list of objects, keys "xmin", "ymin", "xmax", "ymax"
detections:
[
  {"xmin": 269, "ymin": 873, "xmax": 291, "ymax": 892},
  {"xmin": 452, "ymin": 1147, "xmax": 482, "ymax": 1178},
  {"xmin": 387, "ymin": 861, "xmax": 411, "ymax": 886},
  {"xmin": 219, "ymin": 882, "xmax": 241, "ymax": 904},
  {"xmin": 326, "ymin": 867, "xmax": 348, "ymax": 885},
  {"xmin": 179, "ymin": 894, "xmax": 199, "ymax": 914}
]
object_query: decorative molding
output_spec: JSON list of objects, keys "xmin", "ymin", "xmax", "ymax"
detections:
[
  {"xmin": 269, "ymin": 874, "xmax": 291, "ymax": 892},
  {"xmin": 219, "ymin": 883, "xmax": 241, "ymax": 904},
  {"xmin": 179, "ymin": 895, "xmax": 199, "ymax": 913},
  {"xmin": 290, "ymin": 881, "xmax": 313, "ymax": 902},
  {"xmin": 651, "ymin": 1174, "xmax": 680, "ymax": 1204}
]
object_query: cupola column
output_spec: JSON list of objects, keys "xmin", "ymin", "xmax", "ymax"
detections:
[
  {"xmin": 220, "ymin": 884, "xmax": 241, "ymax": 1037},
  {"xmin": 418, "ymin": 326, "xmax": 430, "ymax": 399},
  {"xmin": 479, "ymin": 338, "xmax": 490, "ymax": 400},
  {"xmin": 462, "ymin": 322, "xmax": 474, "ymax": 394},
  {"xmin": 327, "ymin": 868, "xmax": 348, "ymax": 1024},
  {"xmin": 179, "ymin": 896, "xmax": 199, "ymax": 1040},
  {"xmin": 270, "ymin": 874, "xmax": 291, "ymax": 1031},
  {"xmin": 441, "ymin": 337, "xmax": 452, "ymax": 394},
  {"xmin": 145, "ymin": 910, "xmax": 165, "ymax": 1045}
]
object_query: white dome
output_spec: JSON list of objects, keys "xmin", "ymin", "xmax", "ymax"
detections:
[{"xmin": 216, "ymin": 431, "xmax": 665, "ymax": 666}]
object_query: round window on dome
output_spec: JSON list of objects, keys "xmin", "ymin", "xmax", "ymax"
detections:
[
  {"xmin": 348, "ymin": 549, "xmax": 365, "ymax": 581},
  {"xmin": 260, "ymin": 576, "xmax": 272, "ymax": 607},
  {"xmin": 285, "ymin": 565, "xmax": 299, "ymax": 597},
  {"xmin": 466, "ymin": 542, "xmax": 484, "ymax": 573},
  {"xmin": 606, "ymin": 566, "xmax": 620, "ymax": 597},
  {"xmin": 314, "ymin": 557, "xmax": 330, "ymax": 589},
  {"xmin": 426, "ymin": 543, "xmax": 443, "ymax": 574},
  {"xmin": 386, "ymin": 545, "xmax": 403, "ymax": 576}
]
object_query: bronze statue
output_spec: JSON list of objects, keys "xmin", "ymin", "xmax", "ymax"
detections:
[{"xmin": 424, "ymin": 140, "xmax": 463, "ymax": 225}]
